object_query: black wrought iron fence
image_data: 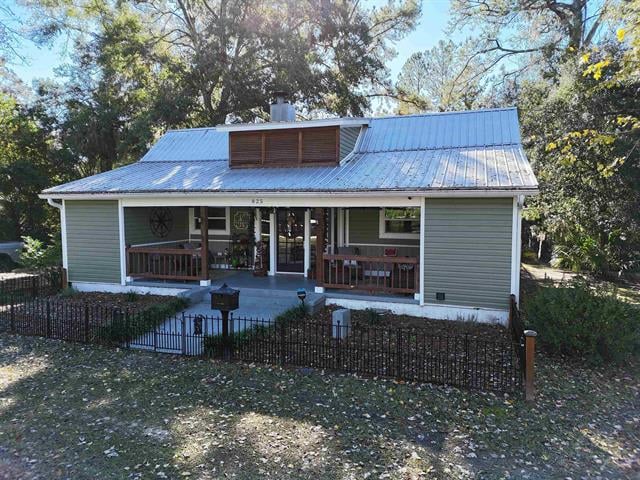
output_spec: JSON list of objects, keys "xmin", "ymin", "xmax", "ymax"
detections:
[
  {"xmin": 0, "ymin": 267, "xmax": 63, "ymax": 305},
  {"xmin": 1, "ymin": 297, "xmax": 524, "ymax": 394}
]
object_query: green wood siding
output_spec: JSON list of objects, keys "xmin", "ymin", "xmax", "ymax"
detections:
[
  {"xmin": 339, "ymin": 126, "xmax": 360, "ymax": 160},
  {"xmin": 348, "ymin": 208, "xmax": 419, "ymax": 248},
  {"xmin": 423, "ymin": 198, "xmax": 513, "ymax": 310},
  {"xmin": 124, "ymin": 207, "xmax": 189, "ymax": 246},
  {"xmin": 65, "ymin": 200, "xmax": 121, "ymax": 284}
]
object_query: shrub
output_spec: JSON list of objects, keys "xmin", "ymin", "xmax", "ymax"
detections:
[
  {"xmin": 524, "ymin": 278, "xmax": 640, "ymax": 364},
  {"xmin": 19, "ymin": 236, "xmax": 62, "ymax": 270},
  {"xmin": 125, "ymin": 290, "xmax": 140, "ymax": 302},
  {"xmin": 59, "ymin": 287, "xmax": 77, "ymax": 298},
  {"xmin": 99, "ymin": 297, "xmax": 189, "ymax": 344},
  {"xmin": 203, "ymin": 304, "xmax": 308, "ymax": 358},
  {"xmin": 0, "ymin": 253, "xmax": 20, "ymax": 272}
]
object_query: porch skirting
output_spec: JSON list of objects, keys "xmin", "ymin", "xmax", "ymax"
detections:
[
  {"xmin": 325, "ymin": 297, "xmax": 508, "ymax": 325},
  {"xmin": 71, "ymin": 281, "xmax": 192, "ymax": 298}
]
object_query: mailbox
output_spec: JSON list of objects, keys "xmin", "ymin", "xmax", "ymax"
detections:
[{"xmin": 210, "ymin": 283, "xmax": 240, "ymax": 312}]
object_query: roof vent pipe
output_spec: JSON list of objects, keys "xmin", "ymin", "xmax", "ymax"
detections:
[{"xmin": 269, "ymin": 91, "xmax": 296, "ymax": 122}]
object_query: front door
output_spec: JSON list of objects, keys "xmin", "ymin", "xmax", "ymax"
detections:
[{"xmin": 276, "ymin": 208, "xmax": 305, "ymax": 273}]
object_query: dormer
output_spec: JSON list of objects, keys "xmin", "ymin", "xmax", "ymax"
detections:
[{"xmin": 217, "ymin": 95, "xmax": 368, "ymax": 168}]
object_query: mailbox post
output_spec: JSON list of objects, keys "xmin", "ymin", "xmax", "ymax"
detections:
[{"xmin": 210, "ymin": 283, "xmax": 240, "ymax": 360}]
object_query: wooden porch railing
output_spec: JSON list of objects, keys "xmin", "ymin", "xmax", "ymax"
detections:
[
  {"xmin": 321, "ymin": 254, "xmax": 419, "ymax": 294},
  {"xmin": 126, "ymin": 246, "xmax": 204, "ymax": 281}
]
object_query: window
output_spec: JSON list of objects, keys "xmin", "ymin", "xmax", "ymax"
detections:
[
  {"xmin": 189, "ymin": 207, "xmax": 230, "ymax": 235},
  {"xmin": 379, "ymin": 207, "xmax": 420, "ymax": 239}
]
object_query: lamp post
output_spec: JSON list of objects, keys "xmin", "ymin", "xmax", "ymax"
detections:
[
  {"xmin": 297, "ymin": 288, "xmax": 307, "ymax": 309},
  {"xmin": 210, "ymin": 283, "xmax": 240, "ymax": 360}
]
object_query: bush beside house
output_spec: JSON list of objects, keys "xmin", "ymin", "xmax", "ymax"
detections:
[{"xmin": 525, "ymin": 278, "xmax": 640, "ymax": 364}]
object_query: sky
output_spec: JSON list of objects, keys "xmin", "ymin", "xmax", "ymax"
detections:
[{"xmin": 7, "ymin": 0, "xmax": 455, "ymax": 88}]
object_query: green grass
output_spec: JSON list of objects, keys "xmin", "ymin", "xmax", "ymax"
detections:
[{"xmin": 1, "ymin": 333, "xmax": 638, "ymax": 479}]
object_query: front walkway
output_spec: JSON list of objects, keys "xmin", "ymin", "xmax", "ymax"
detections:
[
  {"xmin": 132, "ymin": 276, "xmax": 324, "ymax": 355},
  {"xmin": 129, "ymin": 269, "xmax": 418, "ymax": 355}
]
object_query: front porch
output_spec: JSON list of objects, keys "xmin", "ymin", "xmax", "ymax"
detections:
[{"xmin": 123, "ymin": 205, "xmax": 421, "ymax": 299}]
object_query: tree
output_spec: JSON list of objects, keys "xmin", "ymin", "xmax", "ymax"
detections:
[
  {"xmin": 0, "ymin": 93, "xmax": 66, "ymax": 240},
  {"xmin": 49, "ymin": 6, "xmax": 194, "ymax": 173},
  {"xmin": 520, "ymin": 46, "xmax": 640, "ymax": 275},
  {"xmin": 449, "ymin": 0, "xmax": 616, "ymax": 82},
  {"xmin": 396, "ymin": 39, "xmax": 490, "ymax": 113},
  {"xmin": 25, "ymin": 0, "xmax": 420, "ymax": 125}
]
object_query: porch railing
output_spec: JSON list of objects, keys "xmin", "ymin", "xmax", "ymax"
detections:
[
  {"xmin": 321, "ymin": 254, "xmax": 419, "ymax": 294},
  {"xmin": 126, "ymin": 246, "xmax": 203, "ymax": 281}
]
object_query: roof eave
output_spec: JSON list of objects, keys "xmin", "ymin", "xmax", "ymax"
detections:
[{"xmin": 39, "ymin": 187, "xmax": 539, "ymax": 200}]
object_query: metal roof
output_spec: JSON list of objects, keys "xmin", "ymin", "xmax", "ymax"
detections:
[
  {"xmin": 44, "ymin": 107, "xmax": 538, "ymax": 195},
  {"xmin": 140, "ymin": 128, "xmax": 228, "ymax": 162},
  {"xmin": 44, "ymin": 146, "xmax": 536, "ymax": 194},
  {"xmin": 358, "ymin": 108, "xmax": 521, "ymax": 152}
]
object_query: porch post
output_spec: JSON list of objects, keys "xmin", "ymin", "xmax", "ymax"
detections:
[
  {"xmin": 303, "ymin": 209, "xmax": 311, "ymax": 278},
  {"xmin": 200, "ymin": 206, "xmax": 211, "ymax": 286},
  {"xmin": 254, "ymin": 208, "xmax": 262, "ymax": 263},
  {"xmin": 268, "ymin": 209, "xmax": 276, "ymax": 276},
  {"xmin": 314, "ymin": 207, "xmax": 325, "ymax": 292},
  {"xmin": 337, "ymin": 208, "xmax": 345, "ymax": 248}
]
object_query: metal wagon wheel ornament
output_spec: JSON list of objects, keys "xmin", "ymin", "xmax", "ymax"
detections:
[{"xmin": 149, "ymin": 207, "xmax": 173, "ymax": 238}]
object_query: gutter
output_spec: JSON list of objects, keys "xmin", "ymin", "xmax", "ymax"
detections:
[
  {"xmin": 47, "ymin": 198, "xmax": 63, "ymax": 209},
  {"xmin": 40, "ymin": 188, "xmax": 540, "ymax": 201}
]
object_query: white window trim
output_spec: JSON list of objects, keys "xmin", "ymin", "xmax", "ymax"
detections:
[
  {"xmin": 188, "ymin": 207, "xmax": 231, "ymax": 235},
  {"xmin": 378, "ymin": 208, "xmax": 420, "ymax": 240}
]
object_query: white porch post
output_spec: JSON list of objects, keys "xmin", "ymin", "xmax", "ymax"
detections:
[
  {"xmin": 329, "ymin": 207, "xmax": 335, "ymax": 254},
  {"xmin": 345, "ymin": 209, "xmax": 350, "ymax": 246},
  {"xmin": 118, "ymin": 200, "xmax": 127, "ymax": 286},
  {"xmin": 303, "ymin": 209, "xmax": 311, "ymax": 277},
  {"xmin": 337, "ymin": 208, "xmax": 344, "ymax": 249},
  {"xmin": 418, "ymin": 197, "xmax": 425, "ymax": 304},
  {"xmin": 268, "ymin": 209, "xmax": 276, "ymax": 276},
  {"xmin": 254, "ymin": 207, "xmax": 262, "ymax": 263}
]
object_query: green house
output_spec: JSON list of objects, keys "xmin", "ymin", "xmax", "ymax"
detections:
[{"xmin": 41, "ymin": 103, "xmax": 538, "ymax": 324}]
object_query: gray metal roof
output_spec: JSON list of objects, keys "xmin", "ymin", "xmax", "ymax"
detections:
[
  {"xmin": 358, "ymin": 108, "xmax": 521, "ymax": 152},
  {"xmin": 141, "ymin": 128, "xmax": 228, "ymax": 162},
  {"xmin": 44, "ymin": 107, "xmax": 538, "ymax": 195}
]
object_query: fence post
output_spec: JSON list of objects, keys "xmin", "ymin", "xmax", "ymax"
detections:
[
  {"xmin": 125, "ymin": 309, "xmax": 131, "ymax": 349},
  {"xmin": 508, "ymin": 294, "xmax": 516, "ymax": 330},
  {"xmin": 395, "ymin": 329, "xmax": 402, "ymax": 379},
  {"xmin": 84, "ymin": 305, "xmax": 89, "ymax": 343},
  {"xmin": 31, "ymin": 275, "xmax": 38, "ymax": 299},
  {"xmin": 46, "ymin": 300, "xmax": 51, "ymax": 337},
  {"xmin": 9, "ymin": 296, "xmax": 15, "ymax": 333},
  {"xmin": 524, "ymin": 330, "xmax": 537, "ymax": 402},
  {"xmin": 335, "ymin": 320, "xmax": 341, "ymax": 370},
  {"xmin": 464, "ymin": 333, "xmax": 470, "ymax": 388},
  {"xmin": 181, "ymin": 313, "xmax": 187, "ymax": 356},
  {"xmin": 279, "ymin": 320, "xmax": 286, "ymax": 366},
  {"xmin": 153, "ymin": 312, "xmax": 158, "ymax": 352}
]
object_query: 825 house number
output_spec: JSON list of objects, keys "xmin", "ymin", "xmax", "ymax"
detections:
[{"xmin": 251, "ymin": 198, "xmax": 264, "ymax": 205}]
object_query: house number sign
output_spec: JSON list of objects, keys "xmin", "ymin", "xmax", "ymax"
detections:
[{"xmin": 251, "ymin": 198, "xmax": 264, "ymax": 205}]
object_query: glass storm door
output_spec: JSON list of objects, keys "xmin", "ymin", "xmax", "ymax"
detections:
[{"xmin": 276, "ymin": 208, "xmax": 305, "ymax": 273}]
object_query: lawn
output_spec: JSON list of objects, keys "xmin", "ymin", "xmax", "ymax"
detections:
[{"xmin": 1, "ymin": 333, "xmax": 638, "ymax": 479}]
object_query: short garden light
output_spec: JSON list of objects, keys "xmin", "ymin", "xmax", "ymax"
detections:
[{"xmin": 297, "ymin": 288, "xmax": 307, "ymax": 307}]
